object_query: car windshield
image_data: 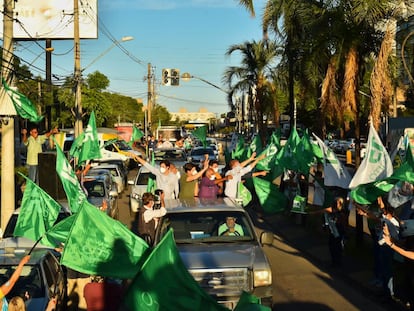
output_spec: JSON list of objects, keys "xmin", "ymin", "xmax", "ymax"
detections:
[
  {"xmin": 136, "ymin": 172, "xmax": 156, "ymax": 185},
  {"xmin": 116, "ymin": 140, "xmax": 132, "ymax": 151},
  {"xmin": 84, "ymin": 181, "xmax": 105, "ymax": 197},
  {"xmin": 191, "ymin": 148, "xmax": 214, "ymax": 156},
  {"xmin": 158, "ymin": 211, "xmax": 254, "ymax": 243},
  {"xmin": 153, "ymin": 150, "xmax": 186, "ymax": 162},
  {"xmin": 0, "ymin": 265, "xmax": 45, "ymax": 299}
]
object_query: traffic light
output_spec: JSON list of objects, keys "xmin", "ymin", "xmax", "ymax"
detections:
[
  {"xmin": 171, "ymin": 68, "xmax": 180, "ymax": 86},
  {"xmin": 162, "ymin": 68, "xmax": 171, "ymax": 86}
]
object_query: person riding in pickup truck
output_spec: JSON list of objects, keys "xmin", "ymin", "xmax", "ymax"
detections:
[{"xmin": 218, "ymin": 216, "xmax": 244, "ymax": 236}]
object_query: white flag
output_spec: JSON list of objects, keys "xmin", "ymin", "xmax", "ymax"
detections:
[
  {"xmin": 313, "ymin": 134, "xmax": 352, "ymax": 189},
  {"xmin": 348, "ymin": 123, "xmax": 393, "ymax": 189}
]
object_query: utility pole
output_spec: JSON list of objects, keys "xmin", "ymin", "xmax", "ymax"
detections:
[
  {"xmin": 74, "ymin": 0, "xmax": 82, "ymax": 138},
  {"xmin": 147, "ymin": 63, "xmax": 152, "ymax": 133},
  {"xmin": 1, "ymin": 0, "xmax": 15, "ymax": 228}
]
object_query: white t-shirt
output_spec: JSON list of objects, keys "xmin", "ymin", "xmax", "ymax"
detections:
[{"xmin": 224, "ymin": 165, "xmax": 252, "ymax": 198}]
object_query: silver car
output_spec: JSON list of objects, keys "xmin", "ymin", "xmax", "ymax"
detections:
[
  {"xmin": 154, "ymin": 198, "xmax": 274, "ymax": 309},
  {"xmin": 128, "ymin": 165, "xmax": 156, "ymax": 213},
  {"xmin": 0, "ymin": 248, "xmax": 66, "ymax": 311}
]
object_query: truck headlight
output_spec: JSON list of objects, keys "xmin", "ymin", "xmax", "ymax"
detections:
[
  {"xmin": 131, "ymin": 193, "xmax": 141, "ymax": 201},
  {"xmin": 254, "ymin": 269, "xmax": 272, "ymax": 287}
]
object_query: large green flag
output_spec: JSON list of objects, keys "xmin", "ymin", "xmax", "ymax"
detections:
[
  {"xmin": 61, "ymin": 201, "xmax": 149, "ymax": 279},
  {"xmin": 2, "ymin": 79, "xmax": 44, "ymax": 123},
  {"xmin": 123, "ymin": 229, "xmax": 228, "ymax": 311},
  {"xmin": 250, "ymin": 135, "xmax": 263, "ymax": 155},
  {"xmin": 40, "ymin": 214, "xmax": 76, "ymax": 248},
  {"xmin": 273, "ymin": 128, "xmax": 301, "ymax": 177},
  {"xmin": 232, "ymin": 135, "xmax": 246, "ymax": 160},
  {"xmin": 13, "ymin": 174, "xmax": 61, "ymax": 241},
  {"xmin": 251, "ymin": 177, "xmax": 287, "ymax": 214},
  {"xmin": 237, "ymin": 182, "xmax": 252, "ymax": 206},
  {"xmin": 193, "ymin": 126, "xmax": 208, "ymax": 148},
  {"xmin": 296, "ymin": 130, "xmax": 316, "ymax": 175},
  {"xmin": 256, "ymin": 142, "xmax": 279, "ymax": 171},
  {"xmin": 129, "ymin": 125, "xmax": 144, "ymax": 146},
  {"xmin": 69, "ymin": 111, "xmax": 101, "ymax": 164},
  {"xmin": 350, "ymin": 161, "xmax": 414, "ymax": 204},
  {"xmin": 55, "ymin": 141, "xmax": 87, "ymax": 213}
]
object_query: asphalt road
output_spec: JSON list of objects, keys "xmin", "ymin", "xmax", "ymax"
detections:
[{"xmin": 115, "ymin": 166, "xmax": 390, "ymax": 311}]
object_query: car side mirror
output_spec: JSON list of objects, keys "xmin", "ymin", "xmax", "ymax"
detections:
[{"xmin": 260, "ymin": 231, "xmax": 274, "ymax": 246}]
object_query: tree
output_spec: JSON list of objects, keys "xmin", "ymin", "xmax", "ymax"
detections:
[{"xmin": 223, "ymin": 40, "xmax": 278, "ymax": 142}]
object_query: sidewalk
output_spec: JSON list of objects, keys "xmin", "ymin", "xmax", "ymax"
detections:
[{"xmin": 254, "ymin": 209, "xmax": 411, "ymax": 311}]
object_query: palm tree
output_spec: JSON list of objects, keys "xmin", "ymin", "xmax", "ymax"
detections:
[{"xmin": 223, "ymin": 40, "xmax": 279, "ymax": 142}]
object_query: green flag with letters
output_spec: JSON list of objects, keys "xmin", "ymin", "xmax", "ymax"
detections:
[
  {"xmin": 61, "ymin": 201, "xmax": 149, "ymax": 279},
  {"xmin": 2, "ymin": 79, "xmax": 44, "ymax": 123},
  {"xmin": 69, "ymin": 111, "xmax": 101, "ymax": 164},
  {"xmin": 55, "ymin": 141, "xmax": 87, "ymax": 213},
  {"xmin": 13, "ymin": 174, "xmax": 61, "ymax": 241},
  {"xmin": 123, "ymin": 229, "xmax": 228, "ymax": 311}
]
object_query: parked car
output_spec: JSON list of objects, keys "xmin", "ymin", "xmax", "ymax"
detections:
[
  {"xmin": 1, "ymin": 205, "xmax": 71, "ymax": 239},
  {"xmin": 154, "ymin": 198, "xmax": 274, "ymax": 309},
  {"xmin": 0, "ymin": 248, "xmax": 66, "ymax": 311},
  {"xmin": 90, "ymin": 163, "xmax": 125, "ymax": 194},
  {"xmin": 188, "ymin": 146, "xmax": 218, "ymax": 165},
  {"xmin": 104, "ymin": 139, "xmax": 143, "ymax": 168},
  {"xmin": 91, "ymin": 159, "xmax": 128, "ymax": 184},
  {"xmin": 152, "ymin": 148, "xmax": 187, "ymax": 171},
  {"xmin": 83, "ymin": 175, "xmax": 119, "ymax": 219},
  {"xmin": 85, "ymin": 168, "xmax": 119, "ymax": 196},
  {"xmin": 128, "ymin": 165, "xmax": 156, "ymax": 213}
]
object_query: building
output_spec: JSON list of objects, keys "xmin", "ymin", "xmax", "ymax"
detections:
[{"xmin": 170, "ymin": 108, "xmax": 216, "ymax": 123}]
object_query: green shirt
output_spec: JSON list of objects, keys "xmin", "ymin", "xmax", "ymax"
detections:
[
  {"xmin": 179, "ymin": 174, "xmax": 197, "ymax": 199},
  {"xmin": 218, "ymin": 223, "xmax": 244, "ymax": 236}
]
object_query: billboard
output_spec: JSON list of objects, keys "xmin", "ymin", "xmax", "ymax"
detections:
[{"xmin": 0, "ymin": 0, "xmax": 97, "ymax": 40}]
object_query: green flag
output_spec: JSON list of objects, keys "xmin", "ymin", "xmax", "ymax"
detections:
[
  {"xmin": 13, "ymin": 174, "xmax": 61, "ymax": 241},
  {"xmin": 40, "ymin": 214, "xmax": 76, "ymax": 248},
  {"xmin": 2, "ymin": 79, "xmax": 44, "ymax": 123},
  {"xmin": 270, "ymin": 129, "xmax": 281, "ymax": 149},
  {"xmin": 123, "ymin": 229, "xmax": 228, "ymax": 311},
  {"xmin": 69, "ymin": 111, "xmax": 101, "ymax": 164},
  {"xmin": 193, "ymin": 126, "xmax": 208, "ymax": 148},
  {"xmin": 234, "ymin": 291, "xmax": 271, "ymax": 311},
  {"xmin": 256, "ymin": 142, "xmax": 279, "ymax": 171},
  {"xmin": 273, "ymin": 128, "xmax": 301, "ymax": 177},
  {"xmin": 237, "ymin": 182, "xmax": 252, "ymax": 206},
  {"xmin": 296, "ymin": 130, "xmax": 316, "ymax": 175},
  {"xmin": 147, "ymin": 152, "xmax": 156, "ymax": 193},
  {"xmin": 232, "ymin": 135, "xmax": 245, "ymax": 160},
  {"xmin": 61, "ymin": 201, "xmax": 149, "ymax": 279},
  {"xmin": 250, "ymin": 135, "xmax": 263, "ymax": 155},
  {"xmin": 129, "ymin": 125, "xmax": 144, "ymax": 146},
  {"xmin": 251, "ymin": 177, "xmax": 287, "ymax": 214},
  {"xmin": 55, "ymin": 141, "xmax": 87, "ymax": 213}
]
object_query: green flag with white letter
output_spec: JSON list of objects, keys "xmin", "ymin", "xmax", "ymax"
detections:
[
  {"xmin": 55, "ymin": 141, "xmax": 87, "ymax": 213},
  {"xmin": 349, "ymin": 123, "xmax": 393, "ymax": 189},
  {"xmin": 123, "ymin": 229, "xmax": 228, "ymax": 311},
  {"xmin": 61, "ymin": 201, "xmax": 149, "ymax": 279},
  {"xmin": 2, "ymin": 79, "xmax": 43, "ymax": 123},
  {"xmin": 13, "ymin": 174, "xmax": 61, "ymax": 241},
  {"xmin": 69, "ymin": 111, "xmax": 101, "ymax": 164}
]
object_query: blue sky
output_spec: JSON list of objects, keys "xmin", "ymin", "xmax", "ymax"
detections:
[{"xmin": 13, "ymin": 0, "xmax": 266, "ymax": 116}]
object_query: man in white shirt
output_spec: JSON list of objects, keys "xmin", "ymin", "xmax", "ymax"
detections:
[{"xmin": 224, "ymin": 152, "xmax": 264, "ymax": 199}]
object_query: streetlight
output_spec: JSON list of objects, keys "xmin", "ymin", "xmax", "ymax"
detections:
[
  {"xmin": 181, "ymin": 72, "xmax": 229, "ymax": 94},
  {"xmin": 81, "ymin": 36, "xmax": 134, "ymax": 73}
]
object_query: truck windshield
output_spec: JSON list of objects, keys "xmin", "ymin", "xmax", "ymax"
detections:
[{"xmin": 158, "ymin": 211, "xmax": 254, "ymax": 243}]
